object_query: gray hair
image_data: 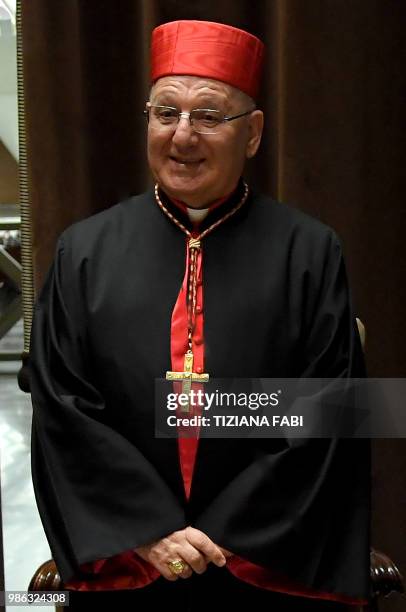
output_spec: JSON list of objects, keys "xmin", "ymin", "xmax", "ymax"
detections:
[{"xmin": 149, "ymin": 79, "xmax": 256, "ymax": 111}]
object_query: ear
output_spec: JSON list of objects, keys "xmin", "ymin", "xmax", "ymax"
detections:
[{"xmin": 245, "ymin": 110, "xmax": 264, "ymax": 159}]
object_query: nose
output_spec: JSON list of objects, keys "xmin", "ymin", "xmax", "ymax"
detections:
[{"xmin": 171, "ymin": 113, "xmax": 198, "ymax": 146}]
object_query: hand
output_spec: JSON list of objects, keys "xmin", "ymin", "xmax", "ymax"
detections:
[{"xmin": 135, "ymin": 526, "xmax": 227, "ymax": 580}]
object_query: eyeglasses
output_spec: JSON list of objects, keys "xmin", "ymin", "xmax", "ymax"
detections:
[{"xmin": 144, "ymin": 102, "xmax": 255, "ymax": 135}]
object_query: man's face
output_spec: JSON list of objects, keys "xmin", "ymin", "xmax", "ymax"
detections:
[{"xmin": 147, "ymin": 76, "xmax": 263, "ymax": 208}]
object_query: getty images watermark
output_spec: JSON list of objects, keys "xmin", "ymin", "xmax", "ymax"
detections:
[
  {"xmin": 154, "ymin": 378, "xmax": 406, "ymax": 438},
  {"xmin": 165, "ymin": 388, "xmax": 303, "ymax": 428}
]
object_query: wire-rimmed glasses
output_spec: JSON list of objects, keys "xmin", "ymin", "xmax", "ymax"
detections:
[{"xmin": 144, "ymin": 102, "xmax": 255, "ymax": 135}]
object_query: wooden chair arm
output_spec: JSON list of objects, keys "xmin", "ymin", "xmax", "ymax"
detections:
[
  {"xmin": 28, "ymin": 560, "xmax": 64, "ymax": 611},
  {"xmin": 370, "ymin": 548, "xmax": 404, "ymax": 598},
  {"xmin": 28, "ymin": 559, "xmax": 62, "ymax": 591}
]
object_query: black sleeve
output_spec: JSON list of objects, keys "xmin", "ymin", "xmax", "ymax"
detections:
[
  {"xmin": 30, "ymin": 237, "xmax": 187, "ymax": 583},
  {"xmin": 194, "ymin": 234, "xmax": 371, "ymax": 601}
]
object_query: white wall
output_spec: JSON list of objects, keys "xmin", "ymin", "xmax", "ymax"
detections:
[{"xmin": 0, "ymin": 10, "xmax": 18, "ymax": 161}]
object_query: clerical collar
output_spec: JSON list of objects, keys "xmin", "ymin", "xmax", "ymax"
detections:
[
  {"xmin": 186, "ymin": 207, "xmax": 210, "ymax": 224},
  {"xmin": 158, "ymin": 179, "xmax": 246, "ymax": 233},
  {"xmin": 185, "ymin": 190, "xmax": 235, "ymax": 225},
  {"xmin": 171, "ymin": 187, "xmax": 236, "ymax": 214}
]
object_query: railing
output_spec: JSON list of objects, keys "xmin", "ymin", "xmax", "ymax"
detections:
[{"xmin": 0, "ymin": 203, "xmax": 22, "ymax": 361}]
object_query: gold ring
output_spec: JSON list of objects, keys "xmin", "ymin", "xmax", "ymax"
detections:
[{"xmin": 167, "ymin": 559, "xmax": 188, "ymax": 575}]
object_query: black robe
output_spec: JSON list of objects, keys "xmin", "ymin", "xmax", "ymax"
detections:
[{"xmin": 29, "ymin": 183, "xmax": 370, "ymax": 604}]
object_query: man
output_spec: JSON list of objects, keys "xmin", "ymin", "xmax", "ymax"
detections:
[{"xmin": 30, "ymin": 20, "xmax": 370, "ymax": 610}]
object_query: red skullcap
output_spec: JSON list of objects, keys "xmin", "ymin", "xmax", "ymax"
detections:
[{"xmin": 150, "ymin": 20, "xmax": 264, "ymax": 99}]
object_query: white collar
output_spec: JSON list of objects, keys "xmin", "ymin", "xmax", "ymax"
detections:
[{"xmin": 186, "ymin": 207, "xmax": 210, "ymax": 223}]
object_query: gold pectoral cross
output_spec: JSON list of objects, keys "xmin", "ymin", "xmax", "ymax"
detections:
[{"xmin": 166, "ymin": 350, "xmax": 209, "ymax": 412}]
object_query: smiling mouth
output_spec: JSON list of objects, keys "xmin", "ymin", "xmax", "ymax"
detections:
[{"xmin": 170, "ymin": 156, "xmax": 204, "ymax": 165}]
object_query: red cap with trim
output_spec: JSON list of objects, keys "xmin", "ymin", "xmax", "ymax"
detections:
[{"xmin": 150, "ymin": 20, "xmax": 264, "ymax": 99}]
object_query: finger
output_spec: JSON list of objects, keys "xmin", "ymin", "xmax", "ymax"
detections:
[
  {"xmin": 163, "ymin": 531, "xmax": 207, "ymax": 574},
  {"xmin": 178, "ymin": 565, "xmax": 193, "ymax": 579},
  {"xmin": 178, "ymin": 541, "xmax": 207, "ymax": 575},
  {"xmin": 185, "ymin": 528, "xmax": 226, "ymax": 567},
  {"xmin": 161, "ymin": 557, "xmax": 193, "ymax": 580},
  {"xmin": 157, "ymin": 563, "xmax": 180, "ymax": 581}
]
